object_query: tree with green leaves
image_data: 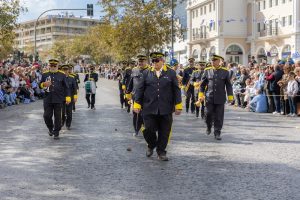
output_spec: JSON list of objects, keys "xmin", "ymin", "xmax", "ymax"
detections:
[
  {"xmin": 97, "ymin": 0, "xmax": 184, "ymax": 61},
  {"xmin": 0, "ymin": 0, "xmax": 26, "ymax": 60}
]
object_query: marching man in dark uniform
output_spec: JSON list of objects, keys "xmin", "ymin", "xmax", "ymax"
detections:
[
  {"xmin": 84, "ymin": 65, "xmax": 98, "ymax": 110},
  {"xmin": 182, "ymin": 58, "xmax": 197, "ymax": 113},
  {"xmin": 122, "ymin": 61, "xmax": 133, "ymax": 113},
  {"xmin": 190, "ymin": 61, "xmax": 205, "ymax": 118},
  {"xmin": 117, "ymin": 61, "xmax": 127, "ymax": 108},
  {"xmin": 199, "ymin": 55, "xmax": 233, "ymax": 140},
  {"xmin": 126, "ymin": 55, "xmax": 149, "ymax": 136},
  {"xmin": 70, "ymin": 64, "xmax": 80, "ymax": 112},
  {"xmin": 133, "ymin": 52, "xmax": 182, "ymax": 161},
  {"xmin": 40, "ymin": 59, "xmax": 71, "ymax": 139},
  {"xmin": 61, "ymin": 64, "xmax": 78, "ymax": 130}
]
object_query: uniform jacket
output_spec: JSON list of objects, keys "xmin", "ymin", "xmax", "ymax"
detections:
[
  {"xmin": 122, "ymin": 67, "xmax": 132, "ymax": 90},
  {"xmin": 190, "ymin": 70, "xmax": 204, "ymax": 86},
  {"xmin": 126, "ymin": 66, "xmax": 149, "ymax": 97},
  {"xmin": 182, "ymin": 66, "xmax": 196, "ymax": 86},
  {"xmin": 70, "ymin": 73, "xmax": 80, "ymax": 89},
  {"xmin": 40, "ymin": 70, "xmax": 71, "ymax": 104},
  {"xmin": 134, "ymin": 65, "xmax": 182, "ymax": 115},
  {"xmin": 200, "ymin": 66, "xmax": 233, "ymax": 104},
  {"xmin": 65, "ymin": 75, "xmax": 78, "ymax": 100}
]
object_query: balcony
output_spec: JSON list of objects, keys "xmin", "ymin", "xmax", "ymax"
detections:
[
  {"xmin": 258, "ymin": 28, "xmax": 278, "ymax": 37},
  {"xmin": 192, "ymin": 32, "xmax": 207, "ymax": 41}
]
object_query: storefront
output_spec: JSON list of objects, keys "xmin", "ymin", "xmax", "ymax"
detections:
[{"xmin": 225, "ymin": 44, "xmax": 243, "ymax": 64}]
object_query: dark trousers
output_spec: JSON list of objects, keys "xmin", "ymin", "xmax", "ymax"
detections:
[
  {"xmin": 43, "ymin": 102, "xmax": 62, "ymax": 136},
  {"xmin": 143, "ymin": 114, "xmax": 173, "ymax": 155},
  {"xmin": 133, "ymin": 112, "xmax": 143, "ymax": 134},
  {"xmin": 62, "ymin": 102, "xmax": 73, "ymax": 127},
  {"xmin": 86, "ymin": 94, "xmax": 95, "ymax": 108},
  {"xmin": 119, "ymin": 91, "xmax": 125, "ymax": 108},
  {"xmin": 125, "ymin": 99, "xmax": 131, "ymax": 113},
  {"xmin": 185, "ymin": 88, "xmax": 195, "ymax": 113},
  {"xmin": 272, "ymin": 91, "xmax": 281, "ymax": 113},
  {"xmin": 205, "ymin": 103, "xmax": 225, "ymax": 135}
]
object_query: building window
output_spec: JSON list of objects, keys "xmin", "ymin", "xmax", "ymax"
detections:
[
  {"xmin": 289, "ymin": 15, "xmax": 292, "ymax": 25},
  {"xmin": 282, "ymin": 0, "xmax": 285, "ymax": 3},
  {"xmin": 263, "ymin": 0, "xmax": 266, "ymax": 9},
  {"xmin": 200, "ymin": 7, "xmax": 203, "ymax": 15},
  {"xmin": 196, "ymin": 9, "xmax": 198, "ymax": 17},
  {"xmin": 257, "ymin": 23, "xmax": 261, "ymax": 32},
  {"xmin": 275, "ymin": 0, "xmax": 278, "ymax": 5},
  {"xmin": 269, "ymin": 0, "xmax": 272, "ymax": 7},
  {"xmin": 209, "ymin": 4, "xmax": 212, "ymax": 12},
  {"xmin": 258, "ymin": 1, "xmax": 261, "ymax": 11},
  {"xmin": 282, "ymin": 16, "xmax": 286, "ymax": 27},
  {"xmin": 192, "ymin": 10, "xmax": 195, "ymax": 18},
  {"xmin": 213, "ymin": 2, "xmax": 215, "ymax": 11},
  {"xmin": 204, "ymin": 6, "xmax": 206, "ymax": 14}
]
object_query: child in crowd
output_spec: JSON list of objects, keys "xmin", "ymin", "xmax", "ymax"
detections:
[{"xmin": 287, "ymin": 72, "xmax": 299, "ymax": 117}]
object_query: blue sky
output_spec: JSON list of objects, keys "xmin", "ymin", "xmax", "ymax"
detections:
[{"xmin": 19, "ymin": 0, "xmax": 103, "ymax": 22}]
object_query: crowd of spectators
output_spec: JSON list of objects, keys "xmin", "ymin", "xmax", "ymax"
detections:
[
  {"xmin": 229, "ymin": 58, "xmax": 300, "ymax": 116},
  {"xmin": 0, "ymin": 61, "xmax": 46, "ymax": 109}
]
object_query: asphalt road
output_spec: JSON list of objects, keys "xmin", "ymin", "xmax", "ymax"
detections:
[{"xmin": 0, "ymin": 77, "xmax": 300, "ymax": 200}]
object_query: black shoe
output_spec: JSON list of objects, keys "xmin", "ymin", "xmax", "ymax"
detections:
[
  {"xmin": 88, "ymin": 104, "xmax": 90, "ymax": 108},
  {"xmin": 214, "ymin": 135, "xmax": 222, "ymax": 140},
  {"xmin": 196, "ymin": 113, "xmax": 199, "ymax": 118},
  {"xmin": 54, "ymin": 135, "xmax": 60, "ymax": 140},
  {"xmin": 157, "ymin": 154, "xmax": 169, "ymax": 161},
  {"xmin": 146, "ymin": 148, "xmax": 154, "ymax": 157},
  {"xmin": 48, "ymin": 130, "xmax": 53, "ymax": 136},
  {"xmin": 66, "ymin": 126, "xmax": 71, "ymax": 130},
  {"xmin": 206, "ymin": 128, "xmax": 211, "ymax": 135},
  {"xmin": 91, "ymin": 106, "xmax": 95, "ymax": 110}
]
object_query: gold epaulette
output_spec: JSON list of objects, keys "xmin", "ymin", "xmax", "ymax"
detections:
[
  {"xmin": 42, "ymin": 71, "xmax": 50, "ymax": 74},
  {"xmin": 193, "ymin": 69, "xmax": 200, "ymax": 73},
  {"xmin": 220, "ymin": 67, "xmax": 228, "ymax": 71},
  {"xmin": 58, "ymin": 70, "xmax": 65, "ymax": 74},
  {"xmin": 69, "ymin": 75, "xmax": 75, "ymax": 78},
  {"xmin": 204, "ymin": 67, "xmax": 213, "ymax": 70}
]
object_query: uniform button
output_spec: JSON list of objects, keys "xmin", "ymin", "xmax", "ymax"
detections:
[{"xmin": 157, "ymin": 89, "xmax": 159, "ymax": 91}]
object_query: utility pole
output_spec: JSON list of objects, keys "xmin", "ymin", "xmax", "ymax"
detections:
[{"xmin": 171, "ymin": 0, "xmax": 174, "ymax": 60}]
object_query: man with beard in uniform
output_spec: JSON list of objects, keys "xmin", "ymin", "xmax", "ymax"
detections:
[
  {"xmin": 182, "ymin": 58, "xmax": 197, "ymax": 113},
  {"xmin": 199, "ymin": 55, "xmax": 233, "ymax": 140},
  {"xmin": 69, "ymin": 64, "xmax": 80, "ymax": 112},
  {"xmin": 122, "ymin": 61, "xmax": 133, "ymax": 113},
  {"xmin": 126, "ymin": 55, "xmax": 149, "ymax": 136},
  {"xmin": 40, "ymin": 59, "xmax": 71, "ymax": 140},
  {"xmin": 61, "ymin": 64, "xmax": 78, "ymax": 130},
  {"xmin": 133, "ymin": 52, "xmax": 182, "ymax": 161},
  {"xmin": 84, "ymin": 65, "xmax": 98, "ymax": 110},
  {"xmin": 191, "ymin": 61, "xmax": 206, "ymax": 118}
]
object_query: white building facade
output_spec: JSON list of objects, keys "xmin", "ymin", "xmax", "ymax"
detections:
[{"xmin": 187, "ymin": 0, "xmax": 300, "ymax": 65}]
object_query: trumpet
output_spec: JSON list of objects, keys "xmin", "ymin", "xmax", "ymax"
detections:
[{"xmin": 45, "ymin": 76, "xmax": 51, "ymax": 92}]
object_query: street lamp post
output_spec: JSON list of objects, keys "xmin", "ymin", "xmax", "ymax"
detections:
[{"xmin": 34, "ymin": 8, "xmax": 89, "ymax": 61}]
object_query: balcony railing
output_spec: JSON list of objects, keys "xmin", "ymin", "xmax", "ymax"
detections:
[
  {"xmin": 259, "ymin": 28, "xmax": 278, "ymax": 37},
  {"xmin": 192, "ymin": 32, "xmax": 207, "ymax": 41}
]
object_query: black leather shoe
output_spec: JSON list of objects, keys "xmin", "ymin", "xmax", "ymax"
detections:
[
  {"xmin": 157, "ymin": 154, "xmax": 169, "ymax": 161},
  {"xmin": 54, "ymin": 135, "xmax": 60, "ymax": 140},
  {"xmin": 88, "ymin": 104, "xmax": 90, "ymax": 108},
  {"xmin": 146, "ymin": 148, "xmax": 153, "ymax": 157},
  {"xmin": 66, "ymin": 126, "xmax": 71, "ymax": 130},
  {"xmin": 48, "ymin": 130, "xmax": 53, "ymax": 137},
  {"xmin": 206, "ymin": 128, "xmax": 211, "ymax": 135},
  {"xmin": 215, "ymin": 135, "xmax": 222, "ymax": 140}
]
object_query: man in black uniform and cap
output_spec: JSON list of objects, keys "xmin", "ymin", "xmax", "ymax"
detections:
[
  {"xmin": 84, "ymin": 65, "xmax": 98, "ymax": 110},
  {"xmin": 69, "ymin": 64, "xmax": 80, "ymax": 112},
  {"xmin": 182, "ymin": 58, "xmax": 197, "ymax": 113},
  {"xmin": 61, "ymin": 64, "xmax": 78, "ymax": 130},
  {"xmin": 122, "ymin": 61, "xmax": 134, "ymax": 113},
  {"xmin": 133, "ymin": 52, "xmax": 182, "ymax": 161},
  {"xmin": 40, "ymin": 59, "xmax": 71, "ymax": 139},
  {"xmin": 190, "ymin": 61, "xmax": 206, "ymax": 118},
  {"xmin": 199, "ymin": 55, "xmax": 233, "ymax": 140},
  {"xmin": 126, "ymin": 55, "xmax": 149, "ymax": 136}
]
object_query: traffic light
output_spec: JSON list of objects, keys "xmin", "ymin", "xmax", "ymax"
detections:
[{"xmin": 87, "ymin": 4, "xmax": 93, "ymax": 17}]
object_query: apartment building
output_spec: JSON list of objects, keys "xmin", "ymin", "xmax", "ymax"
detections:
[
  {"xmin": 14, "ymin": 14, "xmax": 100, "ymax": 54},
  {"xmin": 187, "ymin": 0, "xmax": 300, "ymax": 65}
]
